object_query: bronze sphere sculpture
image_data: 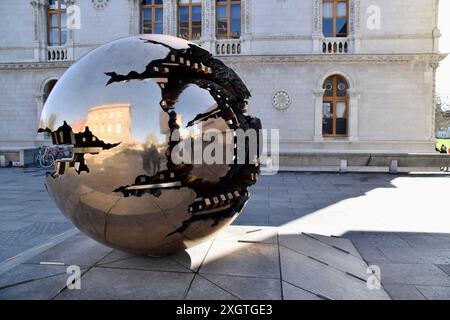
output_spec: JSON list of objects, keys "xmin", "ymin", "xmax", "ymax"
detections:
[{"xmin": 39, "ymin": 35, "xmax": 261, "ymax": 255}]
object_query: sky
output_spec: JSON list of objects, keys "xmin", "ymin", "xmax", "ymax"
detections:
[{"xmin": 437, "ymin": 0, "xmax": 450, "ymax": 97}]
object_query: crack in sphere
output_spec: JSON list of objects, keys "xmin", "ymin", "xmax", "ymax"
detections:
[{"xmin": 39, "ymin": 35, "xmax": 261, "ymax": 255}]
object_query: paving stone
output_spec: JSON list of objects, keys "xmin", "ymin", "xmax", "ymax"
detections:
[
  {"xmin": 242, "ymin": 201, "xmax": 270, "ymax": 209},
  {"xmin": 28, "ymin": 234, "xmax": 112, "ymax": 267},
  {"xmin": 375, "ymin": 263, "xmax": 450, "ymax": 286},
  {"xmin": 344, "ymin": 232, "xmax": 411, "ymax": 248},
  {"xmin": 0, "ymin": 221, "xmax": 33, "ymax": 232},
  {"xmin": 279, "ymin": 233, "xmax": 368, "ymax": 279},
  {"xmin": 0, "ymin": 245, "xmax": 29, "ymax": 262},
  {"xmin": 379, "ymin": 247, "xmax": 450, "ymax": 265},
  {"xmin": 202, "ymin": 274, "xmax": 282, "ymax": 300},
  {"xmin": 171, "ymin": 241, "xmax": 213, "ymax": 272},
  {"xmin": 214, "ymin": 226, "xmax": 278, "ymax": 244},
  {"xmin": 398, "ymin": 233, "xmax": 450, "ymax": 249},
  {"xmin": 233, "ymin": 216, "xmax": 269, "ymax": 226},
  {"xmin": 97, "ymin": 250, "xmax": 192, "ymax": 273},
  {"xmin": 383, "ymin": 284, "xmax": 426, "ymax": 300},
  {"xmin": 0, "ymin": 205, "xmax": 31, "ymax": 212},
  {"xmin": 268, "ymin": 210, "xmax": 297, "ymax": 225},
  {"xmin": 437, "ymin": 264, "xmax": 450, "ymax": 276},
  {"xmin": 279, "ymin": 247, "xmax": 390, "ymax": 300},
  {"xmin": 56, "ymin": 267, "xmax": 194, "ymax": 300},
  {"xmin": 199, "ymin": 241, "xmax": 280, "ymax": 279},
  {"xmin": 302, "ymin": 233, "xmax": 362, "ymax": 259},
  {"xmin": 185, "ymin": 275, "xmax": 238, "ymax": 300},
  {"xmin": 416, "ymin": 285, "xmax": 450, "ymax": 300},
  {"xmin": 355, "ymin": 246, "xmax": 391, "ymax": 264},
  {"xmin": 241, "ymin": 206, "xmax": 269, "ymax": 216},
  {"xmin": 0, "ymin": 273, "xmax": 68, "ymax": 300},
  {"xmin": 282, "ymin": 281, "xmax": 322, "ymax": 300},
  {"xmin": 3, "ymin": 170, "xmax": 449, "ymax": 300},
  {"xmin": 0, "ymin": 264, "xmax": 69, "ymax": 288}
]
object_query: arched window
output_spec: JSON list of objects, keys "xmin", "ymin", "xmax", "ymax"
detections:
[
  {"xmin": 216, "ymin": 0, "xmax": 241, "ymax": 39},
  {"xmin": 322, "ymin": 0, "xmax": 348, "ymax": 37},
  {"xmin": 43, "ymin": 79, "xmax": 58, "ymax": 103},
  {"xmin": 141, "ymin": 0, "xmax": 163, "ymax": 34},
  {"xmin": 178, "ymin": 0, "xmax": 202, "ymax": 40},
  {"xmin": 322, "ymin": 75, "xmax": 349, "ymax": 137},
  {"xmin": 47, "ymin": 0, "xmax": 67, "ymax": 46}
]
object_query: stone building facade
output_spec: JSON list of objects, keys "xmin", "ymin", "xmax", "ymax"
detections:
[{"xmin": 0, "ymin": 0, "xmax": 446, "ymax": 164}]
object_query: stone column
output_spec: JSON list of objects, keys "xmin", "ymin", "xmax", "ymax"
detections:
[
  {"xmin": 200, "ymin": 0, "xmax": 216, "ymax": 52},
  {"xmin": 30, "ymin": 1, "xmax": 40, "ymax": 61},
  {"xmin": 349, "ymin": 0, "xmax": 361, "ymax": 53},
  {"xmin": 312, "ymin": 0, "xmax": 323, "ymax": 54},
  {"xmin": 313, "ymin": 89, "xmax": 325, "ymax": 141},
  {"xmin": 164, "ymin": 0, "xmax": 177, "ymax": 36},
  {"xmin": 432, "ymin": 0, "xmax": 440, "ymax": 53},
  {"xmin": 128, "ymin": 0, "xmax": 141, "ymax": 35},
  {"xmin": 430, "ymin": 62, "xmax": 439, "ymax": 140},
  {"xmin": 30, "ymin": 0, "xmax": 48, "ymax": 61},
  {"xmin": 348, "ymin": 89, "xmax": 361, "ymax": 141},
  {"xmin": 240, "ymin": 0, "xmax": 252, "ymax": 54},
  {"xmin": 65, "ymin": 0, "xmax": 76, "ymax": 60}
]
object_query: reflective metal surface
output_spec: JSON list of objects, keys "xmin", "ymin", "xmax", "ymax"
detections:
[{"xmin": 39, "ymin": 35, "xmax": 261, "ymax": 255}]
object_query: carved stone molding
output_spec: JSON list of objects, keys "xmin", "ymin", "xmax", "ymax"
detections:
[
  {"xmin": 313, "ymin": 89, "xmax": 325, "ymax": 98},
  {"xmin": 348, "ymin": 88, "xmax": 362, "ymax": 99},
  {"xmin": 220, "ymin": 53, "xmax": 447, "ymax": 65},
  {"xmin": 242, "ymin": 0, "xmax": 251, "ymax": 36},
  {"xmin": 272, "ymin": 90, "xmax": 291, "ymax": 110},
  {"xmin": 30, "ymin": 1, "xmax": 39, "ymax": 41},
  {"xmin": 91, "ymin": 0, "xmax": 111, "ymax": 10},
  {"xmin": 349, "ymin": 0, "xmax": 361, "ymax": 36},
  {"xmin": 0, "ymin": 62, "xmax": 73, "ymax": 70},
  {"xmin": 201, "ymin": 0, "xmax": 212, "ymax": 37},
  {"xmin": 312, "ymin": 0, "xmax": 322, "ymax": 36}
]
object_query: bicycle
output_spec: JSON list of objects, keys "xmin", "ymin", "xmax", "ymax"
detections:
[
  {"xmin": 34, "ymin": 145, "xmax": 55, "ymax": 169},
  {"xmin": 34, "ymin": 145, "xmax": 75, "ymax": 170}
]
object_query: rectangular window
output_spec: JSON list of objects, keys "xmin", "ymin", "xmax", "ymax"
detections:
[
  {"xmin": 141, "ymin": 0, "xmax": 164, "ymax": 34},
  {"xmin": 154, "ymin": 7, "xmax": 164, "ymax": 34},
  {"xmin": 178, "ymin": 1, "xmax": 202, "ymax": 40},
  {"xmin": 47, "ymin": 0, "xmax": 67, "ymax": 46},
  {"xmin": 179, "ymin": 6, "xmax": 189, "ymax": 39},
  {"xmin": 322, "ymin": 0, "xmax": 348, "ymax": 38},
  {"xmin": 191, "ymin": 5, "xmax": 202, "ymax": 39},
  {"xmin": 216, "ymin": 0, "xmax": 241, "ymax": 39},
  {"xmin": 217, "ymin": 5, "xmax": 228, "ymax": 39}
]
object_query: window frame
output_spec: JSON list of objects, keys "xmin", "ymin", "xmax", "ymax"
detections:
[
  {"xmin": 216, "ymin": 0, "xmax": 241, "ymax": 39},
  {"xmin": 322, "ymin": 75, "xmax": 349, "ymax": 138},
  {"xmin": 141, "ymin": 0, "xmax": 164, "ymax": 34},
  {"xmin": 322, "ymin": 0, "xmax": 349, "ymax": 38},
  {"xmin": 178, "ymin": 0, "xmax": 202, "ymax": 40},
  {"xmin": 47, "ymin": 0, "xmax": 67, "ymax": 46}
]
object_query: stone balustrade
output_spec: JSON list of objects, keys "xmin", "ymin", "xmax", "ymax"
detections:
[
  {"xmin": 47, "ymin": 46, "xmax": 68, "ymax": 61},
  {"xmin": 215, "ymin": 39, "xmax": 242, "ymax": 56},
  {"xmin": 322, "ymin": 38, "xmax": 349, "ymax": 54}
]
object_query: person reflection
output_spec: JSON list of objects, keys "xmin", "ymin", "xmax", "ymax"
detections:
[{"xmin": 143, "ymin": 143, "xmax": 161, "ymax": 175}]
